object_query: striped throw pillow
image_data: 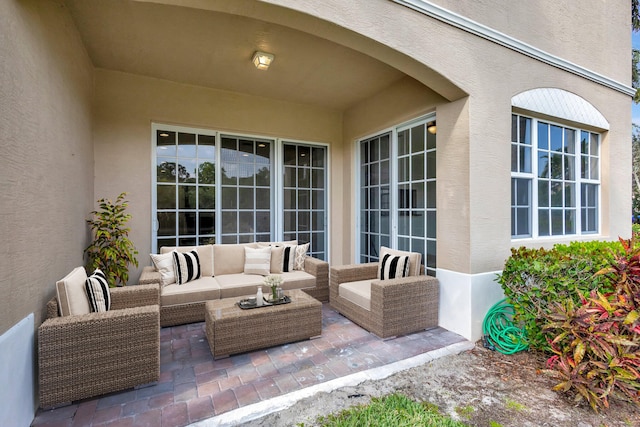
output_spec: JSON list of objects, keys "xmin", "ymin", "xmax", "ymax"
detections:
[
  {"xmin": 173, "ymin": 250, "xmax": 201, "ymax": 285},
  {"xmin": 378, "ymin": 254, "xmax": 410, "ymax": 280},
  {"xmin": 85, "ymin": 269, "xmax": 111, "ymax": 312},
  {"xmin": 244, "ymin": 246, "xmax": 272, "ymax": 276}
]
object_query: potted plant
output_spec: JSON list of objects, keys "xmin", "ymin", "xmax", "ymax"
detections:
[{"xmin": 84, "ymin": 192, "xmax": 139, "ymax": 287}]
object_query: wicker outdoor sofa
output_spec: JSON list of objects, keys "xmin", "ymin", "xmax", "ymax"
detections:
[
  {"xmin": 330, "ymin": 247, "xmax": 439, "ymax": 339},
  {"xmin": 39, "ymin": 283, "xmax": 160, "ymax": 408},
  {"xmin": 139, "ymin": 242, "xmax": 329, "ymax": 327}
]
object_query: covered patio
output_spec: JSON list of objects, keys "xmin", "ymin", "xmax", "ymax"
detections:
[{"xmin": 32, "ymin": 304, "xmax": 469, "ymax": 426}]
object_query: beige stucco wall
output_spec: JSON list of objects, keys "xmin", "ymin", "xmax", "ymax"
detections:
[
  {"xmin": 429, "ymin": 0, "xmax": 630, "ymax": 84},
  {"xmin": 93, "ymin": 69, "xmax": 343, "ymax": 280},
  {"xmin": 266, "ymin": 0, "xmax": 632, "ymax": 273},
  {"xmin": 0, "ymin": 0, "xmax": 94, "ymax": 335}
]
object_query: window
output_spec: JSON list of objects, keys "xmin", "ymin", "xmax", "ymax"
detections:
[
  {"xmin": 153, "ymin": 124, "xmax": 328, "ymax": 258},
  {"xmin": 510, "ymin": 114, "xmax": 600, "ymax": 238},
  {"xmin": 358, "ymin": 116, "xmax": 437, "ymax": 276}
]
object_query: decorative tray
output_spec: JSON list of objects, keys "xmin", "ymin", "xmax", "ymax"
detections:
[{"xmin": 237, "ymin": 295, "xmax": 291, "ymax": 310}]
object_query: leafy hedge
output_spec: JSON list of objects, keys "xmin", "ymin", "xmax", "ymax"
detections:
[{"xmin": 497, "ymin": 240, "xmax": 622, "ymax": 351}]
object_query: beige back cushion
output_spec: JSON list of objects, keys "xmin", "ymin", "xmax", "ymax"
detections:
[
  {"xmin": 379, "ymin": 246, "xmax": 422, "ymax": 276},
  {"xmin": 161, "ymin": 244, "xmax": 213, "ymax": 277},
  {"xmin": 213, "ymin": 243, "xmax": 257, "ymax": 276},
  {"xmin": 56, "ymin": 266, "xmax": 90, "ymax": 316}
]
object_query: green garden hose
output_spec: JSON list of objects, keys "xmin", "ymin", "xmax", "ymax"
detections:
[{"xmin": 482, "ymin": 299, "xmax": 529, "ymax": 354}]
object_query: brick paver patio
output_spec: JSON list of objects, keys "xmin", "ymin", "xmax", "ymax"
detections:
[{"xmin": 32, "ymin": 303, "xmax": 467, "ymax": 427}]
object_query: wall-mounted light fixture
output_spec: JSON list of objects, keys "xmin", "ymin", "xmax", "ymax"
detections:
[
  {"xmin": 427, "ymin": 121, "xmax": 437, "ymax": 134},
  {"xmin": 252, "ymin": 51, "xmax": 275, "ymax": 70}
]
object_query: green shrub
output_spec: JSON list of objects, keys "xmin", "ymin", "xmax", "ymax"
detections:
[
  {"xmin": 84, "ymin": 192, "xmax": 138, "ymax": 287},
  {"xmin": 497, "ymin": 240, "xmax": 622, "ymax": 351},
  {"xmin": 542, "ymin": 238, "xmax": 640, "ymax": 412}
]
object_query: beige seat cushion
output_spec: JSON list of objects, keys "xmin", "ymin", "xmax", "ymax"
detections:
[
  {"xmin": 339, "ymin": 280, "xmax": 373, "ymax": 311},
  {"xmin": 280, "ymin": 271, "xmax": 317, "ymax": 291},
  {"xmin": 379, "ymin": 246, "xmax": 422, "ymax": 276},
  {"xmin": 161, "ymin": 276, "xmax": 220, "ymax": 306},
  {"xmin": 56, "ymin": 266, "xmax": 90, "ymax": 316},
  {"xmin": 161, "ymin": 244, "xmax": 213, "ymax": 277},
  {"xmin": 215, "ymin": 273, "xmax": 266, "ymax": 299},
  {"xmin": 213, "ymin": 243, "xmax": 257, "ymax": 276}
]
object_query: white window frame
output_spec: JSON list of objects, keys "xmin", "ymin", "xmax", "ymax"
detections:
[
  {"xmin": 151, "ymin": 123, "xmax": 330, "ymax": 259},
  {"xmin": 355, "ymin": 113, "xmax": 437, "ymax": 275},
  {"xmin": 510, "ymin": 114, "xmax": 601, "ymax": 241}
]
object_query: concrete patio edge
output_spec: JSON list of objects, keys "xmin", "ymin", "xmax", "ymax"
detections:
[{"xmin": 190, "ymin": 340, "xmax": 475, "ymax": 427}]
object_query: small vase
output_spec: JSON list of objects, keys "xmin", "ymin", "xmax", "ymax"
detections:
[{"xmin": 271, "ymin": 286, "xmax": 278, "ymax": 302}]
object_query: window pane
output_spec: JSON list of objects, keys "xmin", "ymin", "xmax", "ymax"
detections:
[
  {"xmin": 519, "ymin": 117, "xmax": 531, "ymax": 145},
  {"xmin": 298, "ymin": 190, "xmax": 310, "ymax": 209},
  {"xmin": 178, "ymin": 185, "xmax": 197, "ymax": 209},
  {"xmin": 157, "ymin": 160, "xmax": 178, "ymax": 183},
  {"xmin": 312, "ymin": 190, "xmax": 324, "ymax": 209},
  {"xmin": 590, "ymin": 158, "xmax": 599, "ymax": 179},
  {"xmin": 398, "ymin": 157, "xmax": 409, "ymax": 182},
  {"xmin": 538, "ymin": 209, "xmax": 550, "ymax": 236},
  {"xmin": 550, "ymin": 182, "xmax": 563, "ymax": 207},
  {"xmin": 199, "ymin": 212, "xmax": 215, "ymax": 235},
  {"xmin": 550, "ymin": 154, "xmax": 563, "ymax": 179},
  {"xmin": 538, "ymin": 151, "xmax": 549, "ymax": 178},
  {"xmin": 511, "ymin": 144, "xmax": 518, "ymax": 172},
  {"xmin": 398, "ymin": 130, "xmax": 409, "ymax": 156},
  {"xmin": 178, "ymin": 212, "xmax": 196, "ymax": 235},
  {"xmin": 538, "ymin": 122, "xmax": 548, "ymax": 149},
  {"xmin": 312, "ymin": 169, "xmax": 324, "ymax": 189},
  {"xmin": 426, "ymin": 181, "xmax": 436, "ymax": 208},
  {"xmin": 221, "ymin": 187, "xmax": 237, "ymax": 209},
  {"xmin": 411, "ymin": 153, "xmax": 425, "ymax": 180},
  {"xmin": 565, "ymin": 210, "xmax": 575, "ymax": 234},
  {"xmin": 299, "ymin": 146, "xmax": 311, "ymax": 167},
  {"xmin": 426, "ymin": 151, "xmax": 436, "ymax": 179},
  {"xmin": 369, "ymin": 141, "xmax": 379, "ymax": 162},
  {"xmin": 427, "ymin": 211, "xmax": 436, "ymax": 238},
  {"xmin": 581, "ymin": 131, "xmax": 589, "ymax": 154},
  {"xmin": 516, "ymin": 207, "xmax": 529, "ymax": 236},
  {"xmin": 520, "ymin": 146, "xmax": 531, "ymax": 173},
  {"xmin": 564, "ymin": 183, "xmax": 575, "ymax": 207},
  {"xmin": 221, "ymin": 211, "xmax": 237, "ymax": 233},
  {"xmin": 516, "ymin": 179, "xmax": 529, "ymax": 206},
  {"xmin": 564, "ymin": 155, "xmax": 575, "ymax": 180},
  {"xmin": 238, "ymin": 212, "xmax": 253, "ymax": 233},
  {"xmin": 312, "ymin": 147, "xmax": 325, "ymax": 167},
  {"xmin": 256, "ymin": 188, "xmax": 270, "ymax": 210},
  {"xmin": 198, "ymin": 161, "xmax": 215, "ymax": 184},
  {"xmin": 256, "ymin": 165, "xmax": 270, "ymax": 186},
  {"xmin": 590, "ymin": 133, "xmax": 598, "ymax": 155},
  {"xmin": 550, "ymin": 125, "xmax": 563, "ymax": 152},
  {"xmin": 238, "ymin": 187, "xmax": 254, "ymax": 209},
  {"xmin": 411, "ymin": 125, "xmax": 425, "ymax": 153},
  {"xmin": 284, "ymin": 144, "xmax": 296, "ymax": 165},
  {"xmin": 551, "ymin": 210, "xmax": 563, "ymax": 235},
  {"xmin": 284, "ymin": 166, "xmax": 296, "ymax": 187},
  {"xmin": 177, "ymin": 132, "xmax": 196, "ymax": 158},
  {"xmin": 538, "ymin": 180, "xmax": 549, "ymax": 207},
  {"xmin": 157, "ymin": 131, "xmax": 176, "ymax": 156},
  {"xmin": 158, "ymin": 212, "xmax": 175, "ymax": 236},
  {"xmin": 157, "ymin": 185, "xmax": 175, "ymax": 209},
  {"xmin": 564, "ymin": 129, "xmax": 575, "ymax": 154},
  {"xmin": 511, "ymin": 114, "xmax": 517, "ymax": 142}
]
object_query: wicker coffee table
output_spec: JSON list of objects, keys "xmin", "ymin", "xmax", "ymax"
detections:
[{"xmin": 205, "ymin": 289, "xmax": 322, "ymax": 359}]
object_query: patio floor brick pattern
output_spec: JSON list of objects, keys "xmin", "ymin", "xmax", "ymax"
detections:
[{"xmin": 31, "ymin": 303, "xmax": 465, "ymax": 427}]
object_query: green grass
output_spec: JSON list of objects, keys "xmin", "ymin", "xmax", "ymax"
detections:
[
  {"xmin": 310, "ymin": 393, "xmax": 469, "ymax": 427},
  {"xmin": 454, "ymin": 405, "xmax": 474, "ymax": 419},
  {"xmin": 504, "ymin": 398, "xmax": 527, "ymax": 412}
]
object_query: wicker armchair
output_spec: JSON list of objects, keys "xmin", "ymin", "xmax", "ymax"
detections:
[
  {"xmin": 38, "ymin": 284, "xmax": 161, "ymax": 408},
  {"xmin": 330, "ymin": 263, "xmax": 439, "ymax": 339}
]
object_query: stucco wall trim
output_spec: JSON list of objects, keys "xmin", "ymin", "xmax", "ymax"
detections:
[{"xmin": 392, "ymin": 0, "xmax": 635, "ymax": 97}]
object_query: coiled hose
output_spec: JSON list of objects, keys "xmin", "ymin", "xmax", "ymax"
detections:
[{"xmin": 482, "ymin": 299, "xmax": 528, "ymax": 354}]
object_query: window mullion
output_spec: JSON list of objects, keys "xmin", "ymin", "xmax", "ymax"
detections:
[{"xmin": 531, "ymin": 119, "xmax": 539, "ymax": 238}]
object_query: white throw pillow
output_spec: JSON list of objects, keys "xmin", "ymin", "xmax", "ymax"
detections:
[
  {"xmin": 56, "ymin": 267, "xmax": 90, "ymax": 316},
  {"xmin": 292, "ymin": 243, "xmax": 310, "ymax": 271},
  {"xmin": 151, "ymin": 252, "xmax": 176, "ymax": 286},
  {"xmin": 85, "ymin": 269, "xmax": 111, "ymax": 312},
  {"xmin": 244, "ymin": 246, "xmax": 272, "ymax": 276}
]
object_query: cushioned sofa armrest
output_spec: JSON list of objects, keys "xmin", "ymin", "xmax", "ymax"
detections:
[
  {"xmin": 111, "ymin": 284, "xmax": 160, "ymax": 310},
  {"xmin": 303, "ymin": 256, "xmax": 327, "ymax": 278},
  {"xmin": 370, "ymin": 275, "xmax": 439, "ymax": 321},
  {"xmin": 330, "ymin": 263, "xmax": 378, "ymax": 285},
  {"xmin": 139, "ymin": 266, "xmax": 162, "ymax": 286}
]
